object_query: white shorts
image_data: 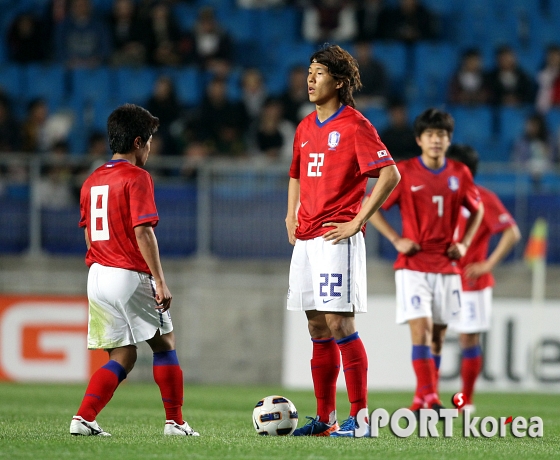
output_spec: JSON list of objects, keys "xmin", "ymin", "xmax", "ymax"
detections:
[
  {"xmin": 86, "ymin": 263, "xmax": 173, "ymax": 349},
  {"xmin": 395, "ymin": 269, "xmax": 462, "ymax": 325},
  {"xmin": 287, "ymin": 233, "xmax": 367, "ymax": 313},
  {"xmin": 448, "ymin": 287, "xmax": 492, "ymax": 333}
]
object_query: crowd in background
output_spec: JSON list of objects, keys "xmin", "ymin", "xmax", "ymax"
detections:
[{"xmin": 0, "ymin": 0, "xmax": 560, "ymax": 208}]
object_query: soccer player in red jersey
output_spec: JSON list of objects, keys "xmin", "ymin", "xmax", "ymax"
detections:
[
  {"xmin": 368, "ymin": 108, "xmax": 484, "ymax": 416},
  {"xmin": 286, "ymin": 44, "xmax": 401, "ymax": 437},
  {"xmin": 70, "ymin": 104, "xmax": 199, "ymax": 437},
  {"xmin": 446, "ymin": 144, "xmax": 521, "ymax": 413}
]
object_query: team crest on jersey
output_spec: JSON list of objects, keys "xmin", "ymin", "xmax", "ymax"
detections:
[
  {"xmin": 448, "ymin": 176, "xmax": 459, "ymax": 191},
  {"xmin": 328, "ymin": 131, "xmax": 340, "ymax": 149},
  {"xmin": 411, "ymin": 295, "xmax": 421, "ymax": 309}
]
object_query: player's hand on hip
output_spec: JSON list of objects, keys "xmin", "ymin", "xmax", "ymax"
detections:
[
  {"xmin": 447, "ymin": 242, "xmax": 467, "ymax": 259},
  {"xmin": 322, "ymin": 221, "xmax": 361, "ymax": 244},
  {"xmin": 155, "ymin": 281, "xmax": 172, "ymax": 312},
  {"xmin": 286, "ymin": 216, "xmax": 299, "ymax": 245},
  {"xmin": 464, "ymin": 260, "xmax": 491, "ymax": 279},
  {"xmin": 394, "ymin": 237, "xmax": 421, "ymax": 255}
]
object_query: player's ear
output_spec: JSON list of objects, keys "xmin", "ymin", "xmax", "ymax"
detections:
[{"xmin": 133, "ymin": 136, "xmax": 143, "ymax": 149}]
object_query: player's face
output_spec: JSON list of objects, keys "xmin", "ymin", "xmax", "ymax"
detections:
[
  {"xmin": 416, "ymin": 129, "xmax": 450, "ymax": 160},
  {"xmin": 307, "ymin": 63, "xmax": 341, "ymax": 106},
  {"xmin": 136, "ymin": 135, "xmax": 152, "ymax": 167}
]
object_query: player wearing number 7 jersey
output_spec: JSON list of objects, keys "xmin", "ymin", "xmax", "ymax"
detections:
[
  {"xmin": 286, "ymin": 44, "xmax": 400, "ymax": 437},
  {"xmin": 368, "ymin": 108, "xmax": 484, "ymax": 417},
  {"xmin": 71, "ymin": 104, "xmax": 199, "ymax": 437}
]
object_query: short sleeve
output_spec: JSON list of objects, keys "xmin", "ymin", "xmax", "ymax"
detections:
[
  {"xmin": 129, "ymin": 172, "xmax": 159, "ymax": 228},
  {"xmin": 355, "ymin": 119, "xmax": 395, "ymax": 178}
]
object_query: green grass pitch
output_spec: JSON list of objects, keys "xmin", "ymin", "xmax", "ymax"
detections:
[{"xmin": 1, "ymin": 382, "xmax": 559, "ymax": 459}]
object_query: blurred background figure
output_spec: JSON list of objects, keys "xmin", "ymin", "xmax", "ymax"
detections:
[
  {"xmin": 109, "ymin": 0, "xmax": 145, "ymax": 66},
  {"xmin": 240, "ymin": 67, "xmax": 268, "ymax": 125},
  {"xmin": 379, "ymin": 100, "xmax": 420, "ymax": 161},
  {"xmin": 301, "ymin": 0, "xmax": 357, "ymax": 44},
  {"xmin": 0, "ymin": 93, "xmax": 21, "ymax": 152},
  {"xmin": 355, "ymin": 0, "xmax": 384, "ymax": 42},
  {"xmin": 7, "ymin": 12, "xmax": 49, "ymax": 63},
  {"xmin": 247, "ymin": 97, "xmax": 295, "ymax": 161},
  {"xmin": 377, "ymin": 0, "xmax": 438, "ymax": 43},
  {"xmin": 237, "ymin": 0, "xmax": 287, "ymax": 7},
  {"xmin": 54, "ymin": 0, "xmax": 111, "ymax": 68},
  {"xmin": 279, "ymin": 65, "xmax": 315, "ymax": 126},
  {"xmin": 511, "ymin": 113, "xmax": 558, "ymax": 189},
  {"xmin": 21, "ymin": 98, "xmax": 50, "ymax": 153},
  {"xmin": 36, "ymin": 140, "xmax": 76, "ymax": 210},
  {"xmin": 142, "ymin": 1, "xmax": 183, "ymax": 67},
  {"xmin": 145, "ymin": 75, "xmax": 183, "ymax": 155},
  {"xmin": 448, "ymin": 48, "xmax": 489, "ymax": 106},
  {"xmin": 353, "ymin": 41, "xmax": 390, "ymax": 110},
  {"xmin": 535, "ymin": 44, "xmax": 560, "ymax": 114},
  {"xmin": 486, "ymin": 45, "xmax": 534, "ymax": 106},
  {"xmin": 191, "ymin": 6, "xmax": 233, "ymax": 77}
]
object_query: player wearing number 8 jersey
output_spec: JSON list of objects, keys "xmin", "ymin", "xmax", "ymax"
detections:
[
  {"xmin": 368, "ymin": 108, "xmax": 484, "ymax": 416},
  {"xmin": 71, "ymin": 104, "xmax": 198, "ymax": 437},
  {"xmin": 286, "ymin": 44, "xmax": 400, "ymax": 437}
]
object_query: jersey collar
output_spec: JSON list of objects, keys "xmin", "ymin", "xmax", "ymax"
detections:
[
  {"xmin": 417, "ymin": 156, "xmax": 447, "ymax": 174},
  {"xmin": 315, "ymin": 105, "xmax": 346, "ymax": 127}
]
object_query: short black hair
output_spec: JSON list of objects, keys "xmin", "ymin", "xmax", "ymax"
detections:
[
  {"xmin": 446, "ymin": 144, "xmax": 479, "ymax": 177},
  {"xmin": 107, "ymin": 104, "xmax": 159, "ymax": 154},
  {"xmin": 413, "ymin": 108, "xmax": 454, "ymax": 138}
]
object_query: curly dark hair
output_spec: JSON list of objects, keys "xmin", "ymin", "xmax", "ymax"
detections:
[
  {"xmin": 413, "ymin": 108, "xmax": 455, "ymax": 138},
  {"xmin": 310, "ymin": 44, "xmax": 362, "ymax": 108},
  {"xmin": 107, "ymin": 104, "xmax": 160, "ymax": 154}
]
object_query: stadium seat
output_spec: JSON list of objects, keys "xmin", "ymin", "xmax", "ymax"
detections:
[
  {"xmin": 448, "ymin": 105, "xmax": 495, "ymax": 157},
  {"xmin": 171, "ymin": 2, "xmax": 198, "ymax": 32},
  {"xmin": 496, "ymin": 105, "xmax": 532, "ymax": 160},
  {"xmin": 114, "ymin": 67, "xmax": 158, "ymax": 105},
  {"xmin": 23, "ymin": 63, "xmax": 68, "ymax": 108},
  {"xmin": 371, "ymin": 41, "xmax": 408, "ymax": 90},
  {"xmin": 412, "ymin": 42, "xmax": 459, "ymax": 105},
  {"xmin": 545, "ymin": 108, "xmax": 560, "ymax": 138},
  {"xmin": 0, "ymin": 64, "xmax": 24, "ymax": 99},
  {"xmin": 169, "ymin": 66, "xmax": 202, "ymax": 107},
  {"xmin": 259, "ymin": 7, "xmax": 301, "ymax": 46},
  {"xmin": 69, "ymin": 67, "xmax": 114, "ymax": 106},
  {"xmin": 363, "ymin": 107, "xmax": 389, "ymax": 132}
]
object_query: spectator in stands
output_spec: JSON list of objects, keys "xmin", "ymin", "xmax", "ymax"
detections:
[
  {"xmin": 142, "ymin": 1, "xmax": 184, "ymax": 67},
  {"xmin": 237, "ymin": 0, "xmax": 287, "ymax": 7},
  {"xmin": 301, "ymin": 0, "xmax": 357, "ymax": 44},
  {"xmin": 21, "ymin": 98, "xmax": 50, "ymax": 153},
  {"xmin": 145, "ymin": 75, "xmax": 183, "ymax": 155},
  {"xmin": 379, "ymin": 100, "xmax": 420, "ymax": 161},
  {"xmin": 376, "ymin": 0, "xmax": 438, "ymax": 43},
  {"xmin": 0, "ymin": 93, "xmax": 21, "ymax": 152},
  {"xmin": 355, "ymin": 0, "xmax": 384, "ymax": 42},
  {"xmin": 279, "ymin": 65, "xmax": 315, "ymax": 125},
  {"xmin": 486, "ymin": 45, "xmax": 534, "ymax": 106},
  {"xmin": 191, "ymin": 6, "xmax": 233, "ymax": 77},
  {"xmin": 7, "ymin": 12, "xmax": 49, "ymax": 63},
  {"xmin": 353, "ymin": 41, "xmax": 390, "ymax": 110},
  {"xmin": 247, "ymin": 97, "xmax": 295, "ymax": 161},
  {"xmin": 191, "ymin": 76, "xmax": 249, "ymax": 157},
  {"xmin": 240, "ymin": 68, "xmax": 268, "ymax": 124},
  {"xmin": 511, "ymin": 113, "xmax": 557, "ymax": 189},
  {"xmin": 535, "ymin": 44, "xmax": 560, "ymax": 114},
  {"xmin": 36, "ymin": 140, "xmax": 76, "ymax": 210},
  {"xmin": 448, "ymin": 48, "xmax": 490, "ymax": 106},
  {"xmin": 54, "ymin": 0, "xmax": 111, "ymax": 68},
  {"xmin": 109, "ymin": 0, "xmax": 146, "ymax": 66}
]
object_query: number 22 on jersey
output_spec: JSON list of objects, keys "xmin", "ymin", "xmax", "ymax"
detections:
[
  {"xmin": 90, "ymin": 185, "xmax": 109, "ymax": 241},
  {"xmin": 308, "ymin": 153, "xmax": 324, "ymax": 177}
]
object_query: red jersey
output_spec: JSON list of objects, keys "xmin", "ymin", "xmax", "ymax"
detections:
[
  {"xmin": 456, "ymin": 185, "xmax": 516, "ymax": 291},
  {"xmin": 79, "ymin": 159, "xmax": 159, "ymax": 274},
  {"xmin": 381, "ymin": 156, "xmax": 481, "ymax": 274},
  {"xmin": 289, "ymin": 105, "xmax": 395, "ymax": 240}
]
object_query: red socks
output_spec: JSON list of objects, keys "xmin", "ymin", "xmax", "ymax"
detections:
[
  {"xmin": 77, "ymin": 360, "xmax": 127, "ymax": 421},
  {"xmin": 461, "ymin": 346, "xmax": 482, "ymax": 405},
  {"xmin": 412, "ymin": 345, "xmax": 440, "ymax": 407},
  {"xmin": 311, "ymin": 337, "xmax": 340, "ymax": 423},
  {"xmin": 153, "ymin": 350, "xmax": 184, "ymax": 424},
  {"xmin": 337, "ymin": 332, "xmax": 368, "ymax": 417}
]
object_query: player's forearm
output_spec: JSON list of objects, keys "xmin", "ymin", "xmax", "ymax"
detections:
[
  {"xmin": 486, "ymin": 224, "xmax": 521, "ymax": 269},
  {"xmin": 286, "ymin": 177, "xmax": 300, "ymax": 220},
  {"xmin": 355, "ymin": 165, "xmax": 400, "ymax": 227},
  {"xmin": 84, "ymin": 228, "xmax": 91, "ymax": 250},
  {"xmin": 461, "ymin": 203, "xmax": 484, "ymax": 249},
  {"xmin": 368, "ymin": 210, "xmax": 400, "ymax": 245},
  {"xmin": 135, "ymin": 225, "xmax": 166, "ymax": 283}
]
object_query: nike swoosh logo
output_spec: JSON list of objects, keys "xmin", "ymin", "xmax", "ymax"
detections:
[
  {"xmin": 322, "ymin": 299, "xmax": 334, "ymax": 303},
  {"xmin": 411, "ymin": 185, "xmax": 425, "ymax": 192},
  {"xmin": 301, "ymin": 141, "xmax": 308, "ymax": 148}
]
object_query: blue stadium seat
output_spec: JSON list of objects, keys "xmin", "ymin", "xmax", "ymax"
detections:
[
  {"xmin": 496, "ymin": 105, "xmax": 532, "ymax": 159},
  {"xmin": 412, "ymin": 42, "xmax": 458, "ymax": 105},
  {"xmin": 114, "ymin": 67, "xmax": 158, "ymax": 105},
  {"xmin": 259, "ymin": 7, "xmax": 301, "ymax": 46},
  {"xmin": 70, "ymin": 67, "xmax": 114, "ymax": 105},
  {"xmin": 23, "ymin": 64, "xmax": 67, "ymax": 107},
  {"xmin": 172, "ymin": 2, "xmax": 198, "ymax": 32},
  {"xmin": 448, "ymin": 105, "xmax": 495, "ymax": 157},
  {"xmin": 0, "ymin": 64, "xmax": 24, "ymax": 99},
  {"xmin": 363, "ymin": 107, "xmax": 389, "ymax": 132},
  {"xmin": 371, "ymin": 41, "xmax": 408, "ymax": 89},
  {"xmin": 545, "ymin": 108, "xmax": 560, "ymax": 138},
  {"xmin": 169, "ymin": 66, "xmax": 202, "ymax": 107}
]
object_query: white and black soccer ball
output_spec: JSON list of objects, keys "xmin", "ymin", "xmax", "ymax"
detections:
[{"xmin": 252, "ymin": 395, "xmax": 298, "ymax": 436}]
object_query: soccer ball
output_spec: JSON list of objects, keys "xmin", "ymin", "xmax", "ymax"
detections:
[{"xmin": 252, "ymin": 395, "xmax": 298, "ymax": 436}]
